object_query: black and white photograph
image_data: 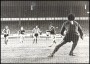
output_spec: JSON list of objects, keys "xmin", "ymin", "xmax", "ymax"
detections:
[{"xmin": 1, "ymin": 1, "xmax": 89, "ymax": 63}]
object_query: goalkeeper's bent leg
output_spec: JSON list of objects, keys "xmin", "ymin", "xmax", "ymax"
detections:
[{"xmin": 50, "ymin": 40, "xmax": 67, "ymax": 56}]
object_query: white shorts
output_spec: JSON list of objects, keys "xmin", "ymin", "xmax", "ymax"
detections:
[{"xmin": 46, "ymin": 32, "xmax": 50, "ymax": 36}]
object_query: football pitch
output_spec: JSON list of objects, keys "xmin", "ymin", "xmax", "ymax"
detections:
[{"xmin": 1, "ymin": 36, "xmax": 89, "ymax": 63}]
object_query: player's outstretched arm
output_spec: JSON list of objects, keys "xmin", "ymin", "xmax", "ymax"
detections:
[
  {"xmin": 2, "ymin": 29, "xmax": 6, "ymax": 34},
  {"xmin": 60, "ymin": 23, "xmax": 65, "ymax": 36},
  {"xmin": 78, "ymin": 24, "xmax": 83, "ymax": 40},
  {"xmin": 2, "ymin": 29, "xmax": 4, "ymax": 34}
]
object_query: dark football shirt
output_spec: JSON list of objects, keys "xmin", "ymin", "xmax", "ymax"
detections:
[
  {"xmin": 50, "ymin": 26, "xmax": 55, "ymax": 34},
  {"xmin": 60, "ymin": 20, "xmax": 83, "ymax": 36},
  {"xmin": 19, "ymin": 30, "xmax": 25, "ymax": 34}
]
